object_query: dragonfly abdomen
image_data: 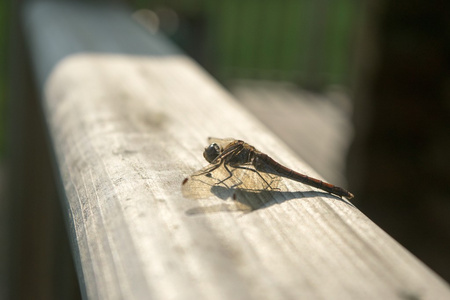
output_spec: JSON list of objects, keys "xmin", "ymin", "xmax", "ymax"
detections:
[{"xmin": 255, "ymin": 153, "xmax": 354, "ymax": 199}]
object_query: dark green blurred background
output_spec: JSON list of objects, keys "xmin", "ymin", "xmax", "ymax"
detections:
[
  {"xmin": 131, "ymin": 0, "xmax": 361, "ymax": 88},
  {"xmin": 1, "ymin": 0, "xmax": 450, "ymax": 299},
  {"xmin": 0, "ymin": 1, "xmax": 8, "ymax": 156}
]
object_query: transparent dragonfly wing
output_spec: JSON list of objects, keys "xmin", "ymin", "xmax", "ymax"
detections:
[{"xmin": 182, "ymin": 161, "xmax": 281, "ymax": 200}]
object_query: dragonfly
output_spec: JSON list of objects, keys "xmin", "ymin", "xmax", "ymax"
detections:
[{"xmin": 182, "ymin": 138, "xmax": 354, "ymax": 200}]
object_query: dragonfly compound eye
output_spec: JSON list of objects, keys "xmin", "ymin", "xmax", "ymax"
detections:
[{"xmin": 203, "ymin": 143, "xmax": 221, "ymax": 163}]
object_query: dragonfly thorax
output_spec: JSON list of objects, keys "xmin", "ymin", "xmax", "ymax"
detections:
[{"xmin": 226, "ymin": 144, "xmax": 255, "ymax": 166}]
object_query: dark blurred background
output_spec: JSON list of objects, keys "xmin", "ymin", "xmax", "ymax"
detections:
[{"xmin": 1, "ymin": 0, "xmax": 449, "ymax": 298}]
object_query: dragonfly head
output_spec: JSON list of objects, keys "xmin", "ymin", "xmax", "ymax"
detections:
[{"xmin": 203, "ymin": 143, "xmax": 222, "ymax": 163}]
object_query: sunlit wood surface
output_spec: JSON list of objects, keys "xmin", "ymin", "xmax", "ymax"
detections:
[
  {"xmin": 26, "ymin": 1, "xmax": 450, "ymax": 299},
  {"xmin": 43, "ymin": 54, "xmax": 450, "ymax": 300}
]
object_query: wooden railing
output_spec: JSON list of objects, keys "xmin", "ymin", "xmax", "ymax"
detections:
[{"xmin": 13, "ymin": 1, "xmax": 450, "ymax": 299}]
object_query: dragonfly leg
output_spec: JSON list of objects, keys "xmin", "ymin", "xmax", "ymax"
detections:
[
  {"xmin": 216, "ymin": 163, "xmax": 239, "ymax": 188},
  {"xmin": 232, "ymin": 165, "xmax": 279, "ymax": 190},
  {"xmin": 190, "ymin": 163, "xmax": 224, "ymax": 186}
]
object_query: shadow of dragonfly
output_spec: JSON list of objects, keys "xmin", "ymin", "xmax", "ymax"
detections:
[
  {"xmin": 185, "ymin": 186, "xmax": 351, "ymax": 215},
  {"xmin": 182, "ymin": 138, "xmax": 354, "ymax": 215}
]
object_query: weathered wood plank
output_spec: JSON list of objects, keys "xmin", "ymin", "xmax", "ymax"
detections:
[{"xmin": 25, "ymin": 2, "xmax": 450, "ymax": 300}]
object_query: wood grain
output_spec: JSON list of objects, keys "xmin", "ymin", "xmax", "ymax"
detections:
[
  {"xmin": 24, "ymin": 1, "xmax": 450, "ymax": 299},
  {"xmin": 43, "ymin": 54, "xmax": 450, "ymax": 299}
]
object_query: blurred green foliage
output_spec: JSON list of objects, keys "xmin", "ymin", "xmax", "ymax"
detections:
[
  {"xmin": 0, "ymin": 1, "xmax": 9, "ymax": 157},
  {"xmin": 131, "ymin": 0, "xmax": 360, "ymax": 89}
]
